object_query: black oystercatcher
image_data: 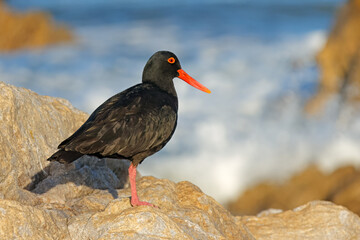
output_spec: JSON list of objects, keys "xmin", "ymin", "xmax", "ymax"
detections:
[{"xmin": 48, "ymin": 51, "xmax": 210, "ymax": 207}]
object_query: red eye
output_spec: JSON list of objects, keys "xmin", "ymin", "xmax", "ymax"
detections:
[{"xmin": 167, "ymin": 57, "xmax": 175, "ymax": 64}]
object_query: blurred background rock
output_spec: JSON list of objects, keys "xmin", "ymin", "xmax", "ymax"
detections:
[
  {"xmin": 228, "ymin": 165, "xmax": 360, "ymax": 216},
  {"xmin": 306, "ymin": 0, "xmax": 360, "ymax": 114},
  {"xmin": 0, "ymin": 0, "xmax": 72, "ymax": 52}
]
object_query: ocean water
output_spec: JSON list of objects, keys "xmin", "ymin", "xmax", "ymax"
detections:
[{"xmin": 3, "ymin": 0, "xmax": 358, "ymax": 203}]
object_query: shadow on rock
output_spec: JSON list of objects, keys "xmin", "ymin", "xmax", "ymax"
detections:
[{"xmin": 25, "ymin": 156, "xmax": 131, "ymax": 199}]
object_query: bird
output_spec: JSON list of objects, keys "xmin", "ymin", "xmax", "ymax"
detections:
[{"xmin": 47, "ymin": 51, "xmax": 211, "ymax": 207}]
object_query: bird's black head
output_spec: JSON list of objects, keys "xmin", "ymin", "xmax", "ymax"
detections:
[
  {"xmin": 142, "ymin": 51, "xmax": 181, "ymax": 94},
  {"xmin": 142, "ymin": 51, "xmax": 211, "ymax": 95}
]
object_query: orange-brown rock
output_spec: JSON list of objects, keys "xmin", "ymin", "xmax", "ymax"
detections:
[
  {"xmin": 0, "ymin": 2, "xmax": 73, "ymax": 52},
  {"xmin": 333, "ymin": 174, "xmax": 360, "ymax": 215},
  {"xmin": 228, "ymin": 165, "xmax": 360, "ymax": 216},
  {"xmin": 306, "ymin": 0, "xmax": 360, "ymax": 114}
]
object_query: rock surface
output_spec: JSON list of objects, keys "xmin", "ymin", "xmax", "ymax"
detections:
[
  {"xmin": 306, "ymin": 0, "xmax": 360, "ymax": 114},
  {"xmin": 0, "ymin": 81, "xmax": 88, "ymax": 202},
  {"xmin": 228, "ymin": 165, "xmax": 360, "ymax": 217},
  {"xmin": 1, "ymin": 81, "xmax": 360, "ymax": 239},
  {"xmin": 1, "ymin": 175, "xmax": 253, "ymax": 239},
  {"xmin": 0, "ymin": 2, "xmax": 73, "ymax": 52},
  {"xmin": 241, "ymin": 201, "xmax": 360, "ymax": 239}
]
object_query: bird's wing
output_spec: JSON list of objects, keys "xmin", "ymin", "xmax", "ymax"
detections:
[{"xmin": 59, "ymin": 85, "xmax": 177, "ymax": 158}]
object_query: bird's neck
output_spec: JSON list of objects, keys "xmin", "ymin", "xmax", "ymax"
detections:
[{"xmin": 143, "ymin": 78, "xmax": 177, "ymax": 97}]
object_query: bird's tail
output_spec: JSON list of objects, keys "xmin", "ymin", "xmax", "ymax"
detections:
[{"xmin": 47, "ymin": 150, "xmax": 83, "ymax": 164}]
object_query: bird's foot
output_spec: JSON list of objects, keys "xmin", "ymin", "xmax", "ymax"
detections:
[
  {"xmin": 131, "ymin": 199, "xmax": 158, "ymax": 208},
  {"xmin": 128, "ymin": 163, "xmax": 158, "ymax": 208}
]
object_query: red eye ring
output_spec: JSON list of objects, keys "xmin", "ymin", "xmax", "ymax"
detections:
[{"xmin": 167, "ymin": 57, "xmax": 175, "ymax": 64}]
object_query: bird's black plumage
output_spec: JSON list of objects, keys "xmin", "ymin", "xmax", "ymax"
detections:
[
  {"xmin": 48, "ymin": 50, "xmax": 210, "ymax": 207},
  {"xmin": 48, "ymin": 51, "xmax": 181, "ymax": 166}
]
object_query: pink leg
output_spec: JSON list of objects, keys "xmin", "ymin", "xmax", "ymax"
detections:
[{"xmin": 128, "ymin": 162, "xmax": 157, "ymax": 207}]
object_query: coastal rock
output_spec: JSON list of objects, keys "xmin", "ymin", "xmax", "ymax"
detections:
[
  {"xmin": 0, "ymin": 199, "xmax": 69, "ymax": 240},
  {"xmin": 0, "ymin": 2, "xmax": 73, "ymax": 52},
  {"xmin": 228, "ymin": 165, "xmax": 360, "ymax": 216},
  {"xmin": 3, "ymin": 174, "xmax": 360, "ymax": 240},
  {"xmin": 306, "ymin": 0, "xmax": 360, "ymax": 114},
  {"xmin": 241, "ymin": 201, "xmax": 360, "ymax": 239},
  {"xmin": 1, "ymin": 82, "xmax": 360, "ymax": 239},
  {"xmin": 2, "ymin": 166, "xmax": 254, "ymax": 239},
  {"xmin": 64, "ymin": 178, "xmax": 252, "ymax": 239},
  {"xmin": 6, "ymin": 163, "xmax": 360, "ymax": 240},
  {"xmin": 0, "ymin": 81, "xmax": 88, "ymax": 201}
]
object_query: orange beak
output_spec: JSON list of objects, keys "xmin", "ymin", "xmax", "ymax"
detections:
[{"xmin": 177, "ymin": 69, "xmax": 211, "ymax": 94}]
